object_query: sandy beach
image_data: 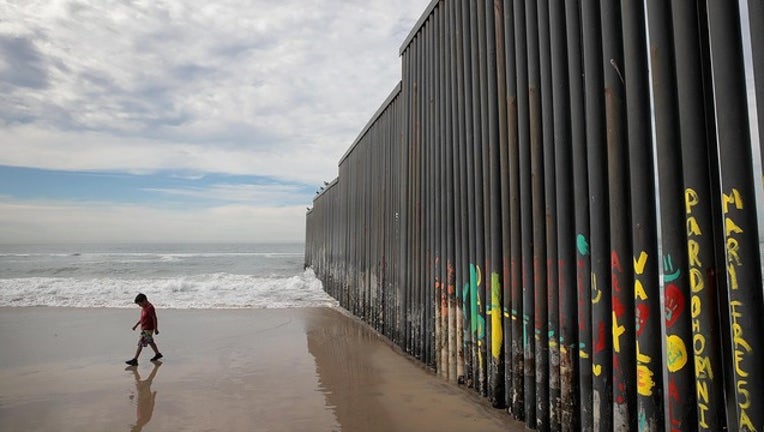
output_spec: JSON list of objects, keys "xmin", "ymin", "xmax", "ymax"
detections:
[{"xmin": 0, "ymin": 307, "xmax": 522, "ymax": 431}]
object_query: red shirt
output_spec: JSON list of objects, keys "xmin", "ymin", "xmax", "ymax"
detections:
[{"xmin": 140, "ymin": 302, "xmax": 157, "ymax": 330}]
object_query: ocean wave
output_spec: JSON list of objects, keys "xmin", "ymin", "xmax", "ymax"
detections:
[{"xmin": 0, "ymin": 269, "xmax": 337, "ymax": 309}]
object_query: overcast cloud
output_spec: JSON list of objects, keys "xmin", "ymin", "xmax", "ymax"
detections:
[{"xmin": 0, "ymin": 0, "xmax": 430, "ymax": 243}]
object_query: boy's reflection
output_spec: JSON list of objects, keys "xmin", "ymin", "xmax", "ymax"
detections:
[{"xmin": 125, "ymin": 361, "xmax": 161, "ymax": 432}]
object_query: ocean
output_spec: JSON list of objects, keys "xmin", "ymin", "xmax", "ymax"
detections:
[
  {"xmin": 2, "ymin": 242, "xmax": 761, "ymax": 309},
  {"xmin": 0, "ymin": 243, "xmax": 337, "ymax": 309}
]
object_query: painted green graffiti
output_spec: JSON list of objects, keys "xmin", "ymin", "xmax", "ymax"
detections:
[
  {"xmin": 577, "ymin": 234, "xmax": 590, "ymax": 256},
  {"xmin": 469, "ymin": 264, "xmax": 485, "ymax": 341}
]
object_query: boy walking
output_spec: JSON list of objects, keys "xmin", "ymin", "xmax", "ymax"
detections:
[{"xmin": 126, "ymin": 293, "xmax": 163, "ymax": 366}]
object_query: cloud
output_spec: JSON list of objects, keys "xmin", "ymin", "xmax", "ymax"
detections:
[
  {"xmin": 0, "ymin": 0, "xmax": 431, "ymax": 186},
  {"xmin": 145, "ymin": 183, "xmax": 310, "ymax": 206},
  {"xmin": 0, "ymin": 125, "xmax": 338, "ymax": 184},
  {"xmin": 0, "ymin": 0, "xmax": 431, "ymax": 243},
  {"xmin": 0, "ymin": 34, "xmax": 49, "ymax": 89},
  {"xmin": 0, "ymin": 198, "xmax": 307, "ymax": 243}
]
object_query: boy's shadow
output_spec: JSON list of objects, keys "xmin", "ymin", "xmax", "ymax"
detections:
[{"xmin": 124, "ymin": 361, "xmax": 161, "ymax": 432}]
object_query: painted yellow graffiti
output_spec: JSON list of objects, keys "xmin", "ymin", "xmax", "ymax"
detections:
[
  {"xmin": 636, "ymin": 342, "xmax": 655, "ymax": 396},
  {"xmin": 593, "ymin": 363, "xmax": 602, "ymax": 376},
  {"xmin": 723, "ymin": 189, "xmax": 744, "ymax": 291},
  {"xmin": 721, "ymin": 188, "xmax": 743, "ymax": 213},
  {"xmin": 723, "ymin": 188, "xmax": 757, "ymax": 430},
  {"xmin": 634, "ymin": 251, "xmax": 648, "ymax": 301},
  {"xmin": 637, "ymin": 365, "xmax": 655, "ymax": 397},
  {"xmin": 612, "ymin": 311, "xmax": 625, "ymax": 353},
  {"xmin": 666, "ymin": 334, "xmax": 688, "ymax": 373},
  {"xmin": 685, "ymin": 187, "xmax": 713, "ymax": 429},
  {"xmin": 490, "ymin": 272, "xmax": 502, "ymax": 360},
  {"xmin": 591, "ymin": 273, "xmax": 602, "ymax": 304},
  {"xmin": 731, "ymin": 301, "xmax": 753, "ymax": 375}
]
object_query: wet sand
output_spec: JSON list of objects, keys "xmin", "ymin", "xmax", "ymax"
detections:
[{"xmin": 0, "ymin": 307, "xmax": 522, "ymax": 431}]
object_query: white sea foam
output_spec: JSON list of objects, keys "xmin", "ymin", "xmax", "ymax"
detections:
[{"xmin": 0, "ymin": 269, "xmax": 337, "ymax": 309}]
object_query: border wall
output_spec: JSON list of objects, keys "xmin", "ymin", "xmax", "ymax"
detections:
[{"xmin": 305, "ymin": 1, "xmax": 764, "ymax": 431}]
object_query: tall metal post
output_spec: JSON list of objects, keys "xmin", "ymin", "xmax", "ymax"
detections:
[
  {"xmin": 565, "ymin": 1, "xmax": 592, "ymax": 429},
  {"xmin": 538, "ymin": 0, "xmax": 559, "ymax": 429},
  {"xmin": 647, "ymin": 1, "xmax": 699, "ymax": 430},
  {"xmin": 550, "ymin": 0, "xmax": 580, "ymax": 429},
  {"xmin": 503, "ymin": 0, "xmax": 526, "ymax": 419},
  {"xmin": 470, "ymin": 0, "xmax": 488, "ymax": 397},
  {"xmin": 428, "ymin": 13, "xmax": 438, "ymax": 371},
  {"xmin": 485, "ymin": 0, "xmax": 506, "ymax": 407},
  {"xmin": 671, "ymin": 1, "xmax": 726, "ymax": 430},
  {"xmin": 494, "ymin": 0, "xmax": 514, "ymax": 408},
  {"xmin": 624, "ymin": 0, "xmax": 665, "ymax": 430},
  {"xmin": 462, "ymin": 0, "xmax": 478, "ymax": 390},
  {"xmin": 456, "ymin": 0, "xmax": 474, "ymax": 389},
  {"xmin": 514, "ymin": 0, "xmax": 536, "ymax": 425},
  {"xmin": 449, "ymin": 0, "xmax": 465, "ymax": 385},
  {"xmin": 600, "ymin": 1, "xmax": 635, "ymax": 430},
  {"xmin": 581, "ymin": 0, "xmax": 612, "ymax": 430},
  {"xmin": 527, "ymin": 0, "xmax": 549, "ymax": 428},
  {"xmin": 705, "ymin": 1, "xmax": 764, "ymax": 430}
]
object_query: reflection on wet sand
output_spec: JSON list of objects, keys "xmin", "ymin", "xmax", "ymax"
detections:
[
  {"xmin": 126, "ymin": 361, "xmax": 161, "ymax": 432},
  {"xmin": 305, "ymin": 308, "xmax": 515, "ymax": 432},
  {"xmin": 306, "ymin": 308, "xmax": 395, "ymax": 431}
]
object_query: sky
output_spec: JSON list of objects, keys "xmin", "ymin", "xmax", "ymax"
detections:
[{"xmin": 0, "ymin": 0, "xmax": 431, "ymax": 244}]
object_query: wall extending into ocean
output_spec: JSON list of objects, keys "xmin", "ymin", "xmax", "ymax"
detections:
[{"xmin": 305, "ymin": 1, "xmax": 764, "ymax": 431}]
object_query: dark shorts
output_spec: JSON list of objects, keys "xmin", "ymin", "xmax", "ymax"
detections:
[{"xmin": 138, "ymin": 330, "xmax": 154, "ymax": 347}]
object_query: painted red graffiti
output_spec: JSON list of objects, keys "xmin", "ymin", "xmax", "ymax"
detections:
[
  {"xmin": 613, "ymin": 355, "xmax": 625, "ymax": 404},
  {"xmin": 612, "ymin": 295, "xmax": 625, "ymax": 318},
  {"xmin": 547, "ymin": 258, "xmax": 555, "ymax": 305},
  {"xmin": 635, "ymin": 303, "xmax": 649, "ymax": 337},
  {"xmin": 668, "ymin": 379, "xmax": 681, "ymax": 432},
  {"xmin": 611, "ymin": 250, "xmax": 623, "ymax": 293},
  {"xmin": 595, "ymin": 321, "xmax": 606, "ymax": 353},
  {"xmin": 577, "ymin": 258, "xmax": 587, "ymax": 332},
  {"xmin": 664, "ymin": 283, "xmax": 685, "ymax": 328}
]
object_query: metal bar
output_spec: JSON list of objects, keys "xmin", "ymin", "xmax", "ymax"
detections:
[
  {"xmin": 446, "ymin": 0, "xmax": 460, "ymax": 384},
  {"xmin": 581, "ymin": 0, "xmax": 613, "ymax": 430},
  {"xmin": 461, "ymin": 0, "xmax": 478, "ymax": 390},
  {"xmin": 436, "ymin": 3, "xmax": 447, "ymax": 375},
  {"xmin": 407, "ymin": 34, "xmax": 418, "ymax": 356},
  {"xmin": 600, "ymin": 1, "xmax": 635, "ymax": 430},
  {"xmin": 537, "ymin": 0, "xmax": 559, "ymax": 429},
  {"xmin": 705, "ymin": 1, "xmax": 764, "ymax": 430},
  {"xmin": 746, "ymin": 0, "xmax": 764, "ymax": 169},
  {"xmin": 571, "ymin": 0, "xmax": 595, "ymax": 428},
  {"xmin": 470, "ymin": 0, "xmax": 488, "ymax": 397},
  {"xmin": 647, "ymin": 0, "xmax": 700, "ymax": 429},
  {"xmin": 434, "ymin": 0, "xmax": 444, "ymax": 376},
  {"xmin": 622, "ymin": 0, "xmax": 665, "ymax": 430},
  {"xmin": 451, "ymin": 0, "xmax": 466, "ymax": 384},
  {"xmin": 477, "ymin": 0, "xmax": 493, "ymax": 398},
  {"xmin": 400, "ymin": 45, "xmax": 411, "ymax": 352},
  {"xmin": 484, "ymin": 0, "xmax": 506, "ymax": 407},
  {"xmin": 549, "ymin": 0, "xmax": 580, "ymax": 429},
  {"xmin": 514, "ymin": 0, "xmax": 536, "ymax": 424},
  {"xmin": 503, "ymin": 0, "xmax": 526, "ymax": 419},
  {"xmin": 427, "ymin": 13, "xmax": 437, "ymax": 370},
  {"xmin": 494, "ymin": 0, "xmax": 514, "ymax": 410},
  {"xmin": 528, "ymin": 0, "xmax": 557, "ymax": 432},
  {"xmin": 672, "ymin": 0, "xmax": 726, "ymax": 429},
  {"xmin": 417, "ymin": 25, "xmax": 427, "ymax": 365},
  {"xmin": 456, "ymin": 0, "xmax": 473, "ymax": 389}
]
